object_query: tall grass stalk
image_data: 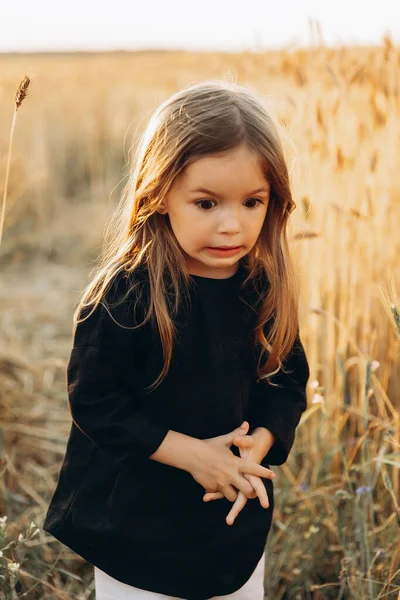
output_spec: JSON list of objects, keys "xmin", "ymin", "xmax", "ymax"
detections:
[{"xmin": 0, "ymin": 75, "xmax": 31, "ymax": 248}]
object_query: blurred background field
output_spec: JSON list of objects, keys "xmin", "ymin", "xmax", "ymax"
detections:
[{"xmin": 0, "ymin": 43, "xmax": 399, "ymax": 599}]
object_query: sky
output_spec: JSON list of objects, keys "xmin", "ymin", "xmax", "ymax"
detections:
[{"xmin": 1, "ymin": 0, "xmax": 399, "ymax": 53}]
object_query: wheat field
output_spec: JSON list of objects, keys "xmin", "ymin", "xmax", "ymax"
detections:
[{"xmin": 0, "ymin": 43, "xmax": 399, "ymax": 599}]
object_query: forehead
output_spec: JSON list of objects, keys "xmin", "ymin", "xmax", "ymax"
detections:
[{"xmin": 180, "ymin": 146, "xmax": 269, "ymax": 190}]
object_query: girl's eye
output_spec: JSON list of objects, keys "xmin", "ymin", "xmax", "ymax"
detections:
[{"xmin": 194, "ymin": 198, "xmax": 264, "ymax": 211}]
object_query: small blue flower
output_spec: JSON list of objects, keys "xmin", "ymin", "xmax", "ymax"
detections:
[{"xmin": 355, "ymin": 485, "xmax": 372, "ymax": 494}]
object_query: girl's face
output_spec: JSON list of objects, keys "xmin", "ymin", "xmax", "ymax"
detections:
[{"xmin": 164, "ymin": 143, "xmax": 270, "ymax": 279}]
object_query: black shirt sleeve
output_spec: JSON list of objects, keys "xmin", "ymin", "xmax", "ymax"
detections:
[
  {"xmin": 250, "ymin": 328, "xmax": 310, "ymax": 465},
  {"xmin": 66, "ymin": 273, "xmax": 170, "ymax": 475}
]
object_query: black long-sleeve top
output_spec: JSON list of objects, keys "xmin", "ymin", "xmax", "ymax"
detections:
[{"xmin": 43, "ymin": 260, "xmax": 310, "ymax": 600}]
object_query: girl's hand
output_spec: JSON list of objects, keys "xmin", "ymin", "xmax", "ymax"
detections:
[
  {"xmin": 202, "ymin": 421, "xmax": 275, "ymax": 501},
  {"xmin": 204, "ymin": 435, "xmax": 272, "ymax": 525},
  {"xmin": 202, "ymin": 421, "xmax": 255, "ymax": 500},
  {"xmin": 190, "ymin": 423, "xmax": 274, "ymax": 502}
]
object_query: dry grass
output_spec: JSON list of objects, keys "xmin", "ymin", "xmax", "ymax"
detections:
[{"xmin": 0, "ymin": 42, "xmax": 399, "ymax": 598}]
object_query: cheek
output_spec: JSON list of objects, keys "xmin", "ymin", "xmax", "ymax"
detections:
[
  {"xmin": 173, "ymin": 209, "xmax": 208, "ymax": 233},
  {"xmin": 168, "ymin": 210, "xmax": 205, "ymax": 246},
  {"xmin": 241, "ymin": 216, "xmax": 266, "ymax": 247}
]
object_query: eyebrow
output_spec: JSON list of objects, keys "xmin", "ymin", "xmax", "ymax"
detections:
[{"xmin": 189, "ymin": 186, "xmax": 269, "ymax": 198}]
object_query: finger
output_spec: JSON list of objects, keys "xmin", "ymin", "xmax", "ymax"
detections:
[
  {"xmin": 224, "ymin": 422, "xmax": 249, "ymax": 447},
  {"xmin": 233, "ymin": 436, "xmax": 255, "ymax": 448},
  {"xmin": 247, "ymin": 474, "xmax": 270, "ymax": 508},
  {"xmin": 233, "ymin": 435, "xmax": 254, "ymax": 444},
  {"xmin": 226, "ymin": 492, "xmax": 248, "ymax": 525},
  {"xmin": 203, "ymin": 491, "xmax": 224, "ymax": 501},
  {"xmin": 233, "ymin": 475, "xmax": 257, "ymax": 499},
  {"xmin": 223, "ymin": 484, "xmax": 239, "ymax": 503},
  {"xmin": 242, "ymin": 472, "xmax": 258, "ymax": 498},
  {"xmin": 240, "ymin": 462, "xmax": 275, "ymax": 480},
  {"xmin": 233, "ymin": 439, "xmax": 255, "ymax": 465},
  {"xmin": 238, "ymin": 445, "xmax": 251, "ymax": 462},
  {"xmin": 233, "ymin": 421, "xmax": 249, "ymax": 435},
  {"xmin": 231, "ymin": 421, "xmax": 249, "ymax": 440}
]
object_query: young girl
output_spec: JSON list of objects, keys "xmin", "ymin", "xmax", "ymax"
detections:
[{"xmin": 43, "ymin": 79, "xmax": 310, "ymax": 600}]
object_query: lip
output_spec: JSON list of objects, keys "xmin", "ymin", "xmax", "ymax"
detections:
[
  {"xmin": 205, "ymin": 246, "xmax": 242, "ymax": 256},
  {"xmin": 212, "ymin": 246, "xmax": 241, "ymax": 249}
]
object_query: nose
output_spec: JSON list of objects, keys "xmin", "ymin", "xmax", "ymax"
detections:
[{"xmin": 216, "ymin": 207, "xmax": 241, "ymax": 234}]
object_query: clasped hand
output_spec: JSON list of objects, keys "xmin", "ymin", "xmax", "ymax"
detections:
[{"xmin": 197, "ymin": 421, "xmax": 275, "ymax": 526}]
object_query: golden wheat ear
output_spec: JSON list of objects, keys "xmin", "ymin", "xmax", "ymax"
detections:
[
  {"xmin": 0, "ymin": 74, "xmax": 32, "ymax": 247},
  {"xmin": 15, "ymin": 75, "xmax": 31, "ymax": 110}
]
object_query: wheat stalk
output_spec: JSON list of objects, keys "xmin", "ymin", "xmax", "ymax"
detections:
[{"xmin": 0, "ymin": 75, "xmax": 31, "ymax": 248}]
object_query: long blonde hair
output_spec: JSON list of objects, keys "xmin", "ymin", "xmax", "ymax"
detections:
[{"xmin": 73, "ymin": 79, "xmax": 301, "ymax": 392}]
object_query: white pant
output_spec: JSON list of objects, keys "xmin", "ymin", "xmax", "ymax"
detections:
[{"xmin": 95, "ymin": 551, "xmax": 265, "ymax": 600}]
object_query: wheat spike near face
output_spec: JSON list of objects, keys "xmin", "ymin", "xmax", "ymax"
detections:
[
  {"xmin": 15, "ymin": 75, "xmax": 31, "ymax": 110},
  {"xmin": 0, "ymin": 74, "xmax": 32, "ymax": 247}
]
